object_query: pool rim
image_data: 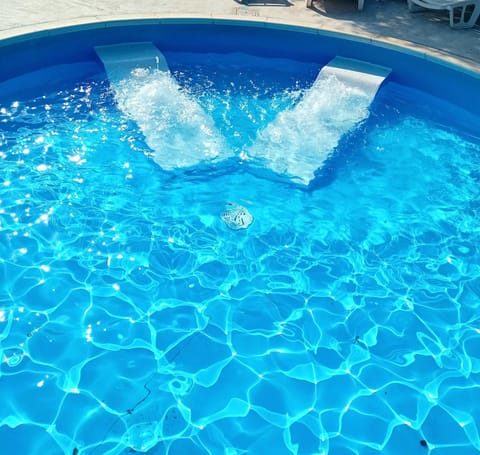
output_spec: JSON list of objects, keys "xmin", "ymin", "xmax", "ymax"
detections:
[{"xmin": 0, "ymin": 15, "xmax": 479, "ymax": 78}]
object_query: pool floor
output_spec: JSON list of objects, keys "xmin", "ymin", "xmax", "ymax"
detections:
[{"xmin": 1, "ymin": 51, "xmax": 480, "ymax": 454}]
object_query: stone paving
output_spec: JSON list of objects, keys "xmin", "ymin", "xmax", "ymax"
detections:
[{"xmin": 0, "ymin": 0, "xmax": 479, "ymax": 71}]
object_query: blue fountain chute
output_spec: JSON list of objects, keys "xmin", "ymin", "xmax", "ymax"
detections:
[
  {"xmin": 247, "ymin": 56, "xmax": 392, "ymax": 186},
  {"xmin": 94, "ymin": 42, "xmax": 230, "ymax": 171}
]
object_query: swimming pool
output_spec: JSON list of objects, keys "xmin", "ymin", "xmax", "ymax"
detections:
[{"xmin": 1, "ymin": 19, "xmax": 480, "ymax": 455}]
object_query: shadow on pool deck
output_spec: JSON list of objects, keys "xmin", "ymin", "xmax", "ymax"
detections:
[
  {"xmin": 234, "ymin": 0, "xmax": 293, "ymax": 5},
  {"xmin": 308, "ymin": 0, "xmax": 480, "ymax": 67}
]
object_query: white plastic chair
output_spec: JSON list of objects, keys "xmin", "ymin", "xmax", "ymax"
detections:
[
  {"xmin": 305, "ymin": 0, "xmax": 365, "ymax": 11},
  {"xmin": 407, "ymin": 0, "xmax": 480, "ymax": 28}
]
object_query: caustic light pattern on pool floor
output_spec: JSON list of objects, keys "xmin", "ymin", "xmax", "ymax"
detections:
[{"xmin": 1, "ymin": 52, "xmax": 480, "ymax": 454}]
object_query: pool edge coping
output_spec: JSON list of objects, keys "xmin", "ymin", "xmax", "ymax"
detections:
[{"xmin": 0, "ymin": 14, "xmax": 479, "ymax": 77}]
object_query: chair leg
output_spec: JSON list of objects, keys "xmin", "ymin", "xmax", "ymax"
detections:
[
  {"xmin": 358, "ymin": 0, "xmax": 365, "ymax": 10},
  {"xmin": 449, "ymin": 2, "xmax": 480, "ymax": 28},
  {"xmin": 305, "ymin": 0, "xmax": 313, "ymax": 7}
]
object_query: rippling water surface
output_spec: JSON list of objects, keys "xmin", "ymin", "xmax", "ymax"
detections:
[{"xmin": 1, "ymin": 52, "xmax": 480, "ymax": 455}]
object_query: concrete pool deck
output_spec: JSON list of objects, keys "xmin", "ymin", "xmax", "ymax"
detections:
[{"xmin": 0, "ymin": 0, "xmax": 479, "ymax": 73}]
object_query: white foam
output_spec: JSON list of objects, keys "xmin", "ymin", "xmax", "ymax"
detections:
[
  {"xmin": 95, "ymin": 43, "xmax": 228, "ymax": 170},
  {"xmin": 247, "ymin": 57, "xmax": 391, "ymax": 185},
  {"xmin": 113, "ymin": 69, "xmax": 228, "ymax": 170}
]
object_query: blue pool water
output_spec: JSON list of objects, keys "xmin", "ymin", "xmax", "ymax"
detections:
[{"xmin": 1, "ymin": 28, "xmax": 480, "ymax": 455}]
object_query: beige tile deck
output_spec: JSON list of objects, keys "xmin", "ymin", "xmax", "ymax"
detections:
[{"xmin": 0, "ymin": 0, "xmax": 478, "ymax": 72}]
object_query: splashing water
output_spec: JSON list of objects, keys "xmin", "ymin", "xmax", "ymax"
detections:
[
  {"xmin": 113, "ymin": 68, "xmax": 229, "ymax": 170},
  {"xmin": 248, "ymin": 73, "xmax": 374, "ymax": 185}
]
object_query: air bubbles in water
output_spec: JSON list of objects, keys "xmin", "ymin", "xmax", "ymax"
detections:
[
  {"xmin": 123, "ymin": 421, "xmax": 159, "ymax": 453},
  {"xmin": 5, "ymin": 350, "xmax": 23, "ymax": 367}
]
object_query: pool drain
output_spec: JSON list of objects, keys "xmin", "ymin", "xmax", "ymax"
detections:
[{"xmin": 221, "ymin": 202, "xmax": 253, "ymax": 230}]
